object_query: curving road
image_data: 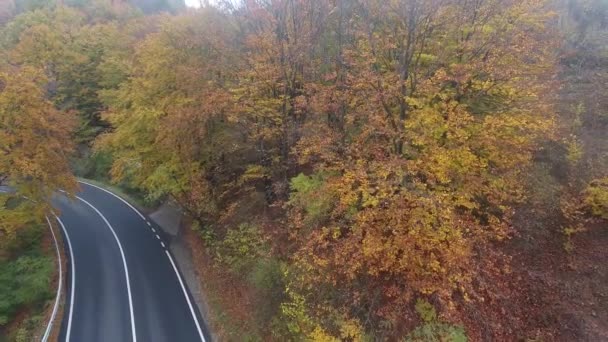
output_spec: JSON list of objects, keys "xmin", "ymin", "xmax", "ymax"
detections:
[{"xmin": 52, "ymin": 181, "xmax": 210, "ymax": 342}]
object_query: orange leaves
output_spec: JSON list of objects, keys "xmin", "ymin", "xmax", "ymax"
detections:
[
  {"xmin": 0, "ymin": 67, "xmax": 77, "ymax": 193},
  {"xmin": 0, "ymin": 66, "xmax": 77, "ymax": 235},
  {"xmin": 352, "ymin": 192, "xmax": 469, "ymax": 287},
  {"xmin": 279, "ymin": 0, "xmax": 559, "ymax": 336},
  {"xmin": 72, "ymin": 0, "xmax": 562, "ymax": 338}
]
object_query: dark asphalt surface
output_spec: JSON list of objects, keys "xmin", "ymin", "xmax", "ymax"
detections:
[{"xmin": 53, "ymin": 181, "xmax": 209, "ymax": 342}]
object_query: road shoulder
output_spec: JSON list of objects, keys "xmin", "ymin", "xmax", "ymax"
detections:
[{"xmin": 149, "ymin": 201, "xmax": 217, "ymax": 342}]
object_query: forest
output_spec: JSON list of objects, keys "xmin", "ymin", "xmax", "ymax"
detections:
[{"xmin": 0, "ymin": 0, "xmax": 607, "ymax": 340}]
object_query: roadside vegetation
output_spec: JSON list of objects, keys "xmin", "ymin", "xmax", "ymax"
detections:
[
  {"xmin": 0, "ymin": 38, "xmax": 75, "ymax": 340},
  {"xmin": 0, "ymin": 0, "xmax": 607, "ymax": 340},
  {"xmin": 0, "ymin": 222, "xmax": 54, "ymax": 341}
]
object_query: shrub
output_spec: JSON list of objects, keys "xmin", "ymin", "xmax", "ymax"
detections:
[
  {"xmin": 562, "ymin": 225, "xmax": 587, "ymax": 252},
  {"xmin": 0, "ymin": 255, "xmax": 53, "ymax": 325},
  {"xmin": 4, "ymin": 222, "xmax": 44, "ymax": 257},
  {"xmin": 288, "ymin": 173, "xmax": 335, "ymax": 228},
  {"xmin": 216, "ymin": 223, "xmax": 267, "ymax": 274},
  {"xmin": 248, "ymin": 258, "xmax": 283, "ymax": 292},
  {"xmin": 405, "ymin": 299, "xmax": 467, "ymax": 342},
  {"xmin": 584, "ymin": 178, "xmax": 608, "ymax": 219},
  {"xmin": 13, "ymin": 314, "xmax": 43, "ymax": 342},
  {"xmin": 415, "ymin": 299, "xmax": 437, "ymax": 323},
  {"xmin": 247, "ymin": 258, "xmax": 285, "ymax": 327},
  {"xmin": 404, "ymin": 322, "xmax": 467, "ymax": 342},
  {"xmin": 73, "ymin": 150, "xmax": 113, "ymax": 181}
]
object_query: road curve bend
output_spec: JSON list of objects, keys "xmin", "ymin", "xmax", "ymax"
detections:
[{"xmin": 53, "ymin": 181, "xmax": 209, "ymax": 342}]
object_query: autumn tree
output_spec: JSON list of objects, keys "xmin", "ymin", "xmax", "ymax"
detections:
[
  {"xmin": 0, "ymin": 66, "xmax": 77, "ymax": 237},
  {"xmin": 1, "ymin": 4, "xmax": 145, "ymax": 144},
  {"xmin": 82, "ymin": 0, "xmax": 564, "ymax": 339},
  {"xmin": 284, "ymin": 0, "xmax": 559, "ymax": 337},
  {"xmin": 229, "ymin": 0, "xmax": 334, "ymax": 200},
  {"xmin": 97, "ymin": 8, "xmax": 242, "ymax": 224}
]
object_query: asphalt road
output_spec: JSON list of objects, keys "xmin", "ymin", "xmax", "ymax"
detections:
[{"xmin": 52, "ymin": 181, "xmax": 210, "ymax": 342}]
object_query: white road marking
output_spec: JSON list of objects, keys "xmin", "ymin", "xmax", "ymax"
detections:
[
  {"xmin": 78, "ymin": 181, "xmax": 146, "ymax": 220},
  {"xmin": 151, "ymin": 228, "xmax": 156, "ymax": 233},
  {"xmin": 54, "ymin": 216, "xmax": 75, "ymax": 342},
  {"xmin": 155, "ymin": 234, "xmax": 161, "ymax": 240},
  {"xmin": 147, "ymin": 222, "xmax": 152, "ymax": 227},
  {"xmin": 165, "ymin": 251, "xmax": 206, "ymax": 342},
  {"xmin": 42, "ymin": 216, "xmax": 63, "ymax": 342},
  {"xmin": 161, "ymin": 242, "xmax": 166, "ymax": 248},
  {"xmin": 75, "ymin": 195, "xmax": 137, "ymax": 342},
  {"xmin": 78, "ymin": 180, "xmax": 206, "ymax": 342}
]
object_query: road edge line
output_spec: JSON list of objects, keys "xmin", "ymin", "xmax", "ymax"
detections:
[
  {"xmin": 54, "ymin": 215, "xmax": 74, "ymax": 342},
  {"xmin": 78, "ymin": 180, "xmax": 146, "ymax": 220},
  {"xmin": 75, "ymin": 195, "xmax": 138, "ymax": 342},
  {"xmin": 41, "ymin": 216, "xmax": 63, "ymax": 342},
  {"xmin": 165, "ymin": 251, "xmax": 206, "ymax": 342},
  {"xmin": 78, "ymin": 180, "xmax": 206, "ymax": 342}
]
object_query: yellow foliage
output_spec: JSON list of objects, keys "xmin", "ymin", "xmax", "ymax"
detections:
[
  {"xmin": 584, "ymin": 178, "xmax": 608, "ymax": 219},
  {"xmin": 309, "ymin": 327, "xmax": 340, "ymax": 342},
  {"xmin": 0, "ymin": 66, "xmax": 76, "ymax": 234}
]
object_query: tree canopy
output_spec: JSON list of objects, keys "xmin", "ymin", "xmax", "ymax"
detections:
[{"xmin": 2, "ymin": 0, "xmax": 606, "ymax": 340}]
